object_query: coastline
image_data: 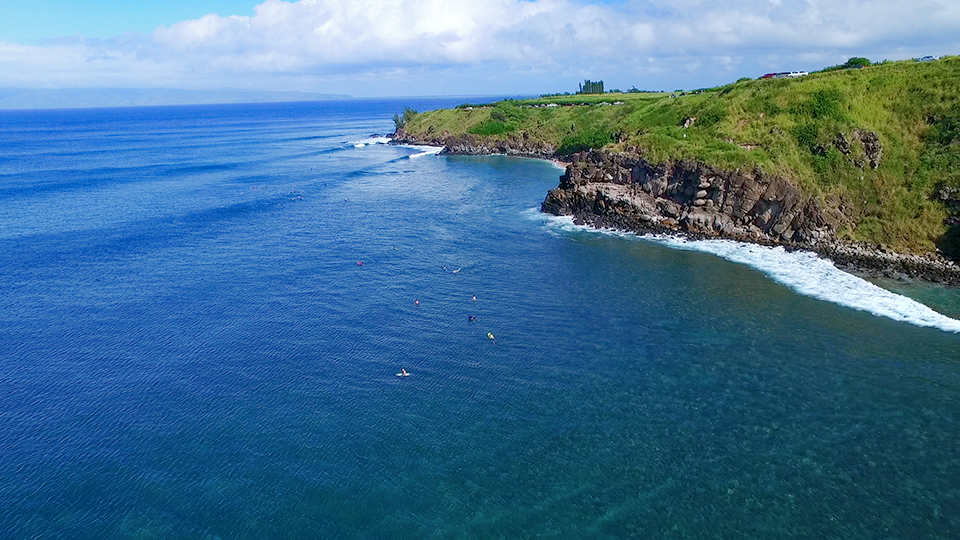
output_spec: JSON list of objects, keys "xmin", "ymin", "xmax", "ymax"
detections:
[{"xmin": 391, "ymin": 131, "xmax": 960, "ymax": 288}]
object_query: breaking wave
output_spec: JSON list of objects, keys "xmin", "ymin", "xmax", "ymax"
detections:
[
  {"xmin": 351, "ymin": 136, "xmax": 392, "ymax": 148},
  {"xmin": 403, "ymin": 145, "xmax": 444, "ymax": 159},
  {"xmin": 537, "ymin": 212, "xmax": 960, "ymax": 333},
  {"xmin": 351, "ymin": 137, "xmax": 442, "ymax": 159}
]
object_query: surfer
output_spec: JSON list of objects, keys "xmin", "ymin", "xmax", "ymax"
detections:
[
  {"xmin": 414, "ymin": 299, "xmax": 420, "ymax": 306},
  {"xmin": 487, "ymin": 332, "xmax": 495, "ymax": 343},
  {"xmin": 468, "ymin": 315, "xmax": 477, "ymax": 322},
  {"xmin": 397, "ymin": 368, "xmax": 409, "ymax": 377},
  {"xmin": 472, "ymin": 295, "xmax": 476, "ymax": 301}
]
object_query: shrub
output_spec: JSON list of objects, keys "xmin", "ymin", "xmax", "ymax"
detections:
[
  {"xmin": 490, "ymin": 109, "xmax": 508, "ymax": 123},
  {"xmin": 558, "ymin": 130, "xmax": 614, "ymax": 154},
  {"xmin": 924, "ymin": 116, "xmax": 960, "ymax": 147},
  {"xmin": 794, "ymin": 89, "xmax": 845, "ymax": 120},
  {"xmin": 844, "ymin": 57, "xmax": 871, "ymax": 69},
  {"xmin": 697, "ymin": 105, "xmax": 727, "ymax": 127},
  {"xmin": 818, "ymin": 57, "xmax": 871, "ymax": 73},
  {"xmin": 468, "ymin": 121, "xmax": 513, "ymax": 136},
  {"xmin": 792, "ymin": 123, "xmax": 819, "ymax": 151}
]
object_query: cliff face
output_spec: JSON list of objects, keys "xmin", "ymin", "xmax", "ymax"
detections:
[{"xmin": 541, "ymin": 150, "xmax": 845, "ymax": 247}]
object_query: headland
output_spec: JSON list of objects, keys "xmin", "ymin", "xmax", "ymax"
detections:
[{"xmin": 393, "ymin": 56, "xmax": 960, "ymax": 286}]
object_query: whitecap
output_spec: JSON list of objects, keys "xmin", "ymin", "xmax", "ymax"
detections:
[
  {"xmin": 352, "ymin": 136, "xmax": 392, "ymax": 148},
  {"xmin": 534, "ymin": 212, "xmax": 960, "ymax": 333},
  {"xmin": 404, "ymin": 145, "xmax": 444, "ymax": 159}
]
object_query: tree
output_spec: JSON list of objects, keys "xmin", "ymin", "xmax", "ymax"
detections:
[
  {"xmin": 393, "ymin": 107, "xmax": 418, "ymax": 130},
  {"xmin": 843, "ymin": 57, "xmax": 871, "ymax": 69},
  {"xmin": 578, "ymin": 79, "xmax": 604, "ymax": 94},
  {"xmin": 817, "ymin": 57, "xmax": 871, "ymax": 73}
]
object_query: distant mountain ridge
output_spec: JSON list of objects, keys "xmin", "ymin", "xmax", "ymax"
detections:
[{"xmin": 0, "ymin": 88, "xmax": 352, "ymax": 110}]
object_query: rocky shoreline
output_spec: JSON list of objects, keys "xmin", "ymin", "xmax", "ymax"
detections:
[
  {"xmin": 393, "ymin": 127, "xmax": 557, "ymax": 159},
  {"xmin": 392, "ymin": 130, "xmax": 960, "ymax": 287}
]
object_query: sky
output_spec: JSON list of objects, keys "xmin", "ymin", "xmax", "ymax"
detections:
[{"xmin": 0, "ymin": 0, "xmax": 957, "ymax": 101}]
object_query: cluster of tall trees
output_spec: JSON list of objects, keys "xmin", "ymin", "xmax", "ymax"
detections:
[
  {"xmin": 578, "ymin": 80, "xmax": 604, "ymax": 94},
  {"xmin": 393, "ymin": 107, "xmax": 418, "ymax": 130}
]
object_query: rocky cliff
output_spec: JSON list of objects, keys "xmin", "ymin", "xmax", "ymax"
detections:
[
  {"xmin": 541, "ymin": 150, "xmax": 844, "ymax": 246},
  {"xmin": 541, "ymin": 149, "xmax": 960, "ymax": 285}
]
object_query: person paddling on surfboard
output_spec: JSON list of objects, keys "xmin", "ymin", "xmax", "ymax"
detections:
[{"xmin": 397, "ymin": 368, "xmax": 409, "ymax": 377}]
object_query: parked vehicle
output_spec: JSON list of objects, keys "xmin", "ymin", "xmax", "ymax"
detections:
[{"xmin": 768, "ymin": 71, "xmax": 808, "ymax": 78}]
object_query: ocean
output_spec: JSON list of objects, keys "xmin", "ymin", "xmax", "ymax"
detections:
[{"xmin": 0, "ymin": 99, "xmax": 957, "ymax": 539}]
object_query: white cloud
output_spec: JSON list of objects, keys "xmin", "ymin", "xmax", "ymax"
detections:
[{"xmin": 1, "ymin": 0, "xmax": 957, "ymax": 96}]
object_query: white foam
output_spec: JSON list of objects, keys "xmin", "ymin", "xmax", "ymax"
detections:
[
  {"xmin": 535, "ymin": 212, "xmax": 960, "ymax": 333},
  {"xmin": 350, "ymin": 138, "xmax": 441, "ymax": 157},
  {"xmin": 404, "ymin": 145, "xmax": 444, "ymax": 159},
  {"xmin": 352, "ymin": 136, "xmax": 392, "ymax": 148}
]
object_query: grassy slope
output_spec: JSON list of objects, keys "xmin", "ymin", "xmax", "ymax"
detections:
[{"xmin": 403, "ymin": 57, "xmax": 960, "ymax": 254}]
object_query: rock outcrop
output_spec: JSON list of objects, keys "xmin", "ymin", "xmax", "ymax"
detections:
[{"xmin": 541, "ymin": 150, "xmax": 844, "ymax": 246}]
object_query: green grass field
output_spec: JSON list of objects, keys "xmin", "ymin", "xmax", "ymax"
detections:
[{"xmin": 402, "ymin": 57, "xmax": 960, "ymax": 254}]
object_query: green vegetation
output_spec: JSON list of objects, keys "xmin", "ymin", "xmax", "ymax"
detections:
[
  {"xmin": 818, "ymin": 57, "xmax": 872, "ymax": 73},
  {"xmin": 579, "ymin": 79, "xmax": 604, "ymax": 94},
  {"xmin": 392, "ymin": 106, "xmax": 419, "ymax": 130},
  {"xmin": 558, "ymin": 129, "xmax": 614, "ymax": 155},
  {"xmin": 401, "ymin": 57, "xmax": 960, "ymax": 255}
]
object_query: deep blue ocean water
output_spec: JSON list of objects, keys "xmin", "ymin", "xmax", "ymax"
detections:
[{"xmin": 0, "ymin": 99, "xmax": 958, "ymax": 539}]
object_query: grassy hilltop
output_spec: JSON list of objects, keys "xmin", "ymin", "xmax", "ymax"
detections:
[{"xmin": 400, "ymin": 57, "xmax": 960, "ymax": 256}]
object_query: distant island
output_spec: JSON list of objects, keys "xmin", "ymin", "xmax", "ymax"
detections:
[{"xmin": 394, "ymin": 56, "xmax": 960, "ymax": 285}]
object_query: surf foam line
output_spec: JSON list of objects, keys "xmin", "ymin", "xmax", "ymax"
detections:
[
  {"xmin": 536, "ymin": 212, "xmax": 960, "ymax": 333},
  {"xmin": 402, "ymin": 144, "xmax": 444, "ymax": 159},
  {"xmin": 352, "ymin": 136, "xmax": 392, "ymax": 148},
  {"xmin": 350, "ymin": 139, "xmax": 441, "ymax": 158}
]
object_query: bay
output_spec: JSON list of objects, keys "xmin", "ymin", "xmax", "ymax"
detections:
[{"xmin": 0, "ymin": 99, "xmax": 957, "ymax": 539}]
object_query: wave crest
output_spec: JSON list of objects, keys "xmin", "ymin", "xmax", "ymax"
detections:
[{"xmin": 352, "ymin": 136, "xmax": 392, "ymax": 148}]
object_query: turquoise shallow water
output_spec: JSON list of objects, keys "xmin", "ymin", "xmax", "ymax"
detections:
[{"xmin": 0, "ymin": 100, "xmax": 958, "ymax": 538}]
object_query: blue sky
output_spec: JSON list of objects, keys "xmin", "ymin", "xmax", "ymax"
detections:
[
  {"xmin": 1, "ymin": 0, "xmax": 956, "ymax": 102},
  {"xmin": 1, "ymin": 1, "xmax": 257, "ymax": 43}
]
